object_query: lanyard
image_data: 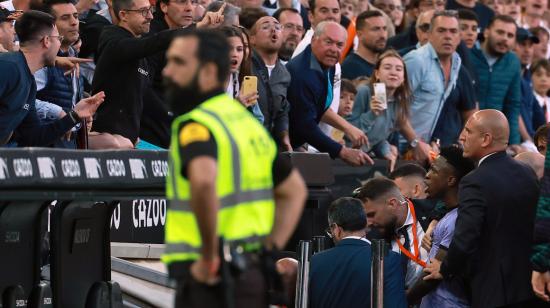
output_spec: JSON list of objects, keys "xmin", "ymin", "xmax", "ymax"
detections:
[{"xmin": 395, "ymin": 200, "xmax": 427, "ymax": 268}]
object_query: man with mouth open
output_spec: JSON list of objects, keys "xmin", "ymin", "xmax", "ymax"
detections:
[{"xmin": 404, "ymin": 10, "xmax": 462, "ymax": 163}]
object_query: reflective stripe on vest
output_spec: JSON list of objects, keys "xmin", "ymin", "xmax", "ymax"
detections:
[{"xmin": 162, "ymin": 94, "xmax": 276, "ymax": 265}]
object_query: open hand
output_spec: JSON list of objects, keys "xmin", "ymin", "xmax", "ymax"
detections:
[{"xmin": 74, "ymin": 91, "xmax": 105, "ymax": 119}]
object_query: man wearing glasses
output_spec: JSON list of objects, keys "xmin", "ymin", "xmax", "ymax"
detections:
[
  {"xmin": 0, "ymin": 10, "xmax": 104, "ymax": 147},
  {"xmin": 273, "ymin": 7, "xmax": 304, "ymax": 63},
  {"xmin": 309, "ymin": 197, "xmax": 406, "ymax": 308}
]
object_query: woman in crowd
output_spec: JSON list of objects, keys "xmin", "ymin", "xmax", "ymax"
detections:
[
  {"xmin": 221, "ymin": 26, "xmax": 264, "ymax": 123},
  {"xmin": 347, "ymin": 49, "xmax": 422, "ymax": 169}
]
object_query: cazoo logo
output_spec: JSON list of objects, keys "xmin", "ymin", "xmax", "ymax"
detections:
[{"xmin": 133, "ymin": 199, "xmax": 166, "ymax": 228}]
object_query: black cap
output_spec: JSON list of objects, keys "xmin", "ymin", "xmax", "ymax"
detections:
[
  {"xmin": 0, "ymin": 8, "xmax": 15, "ymax": 23},
  {"xmin": 517, "ymin": 27, "xmax": 540, "ymax": 44}
]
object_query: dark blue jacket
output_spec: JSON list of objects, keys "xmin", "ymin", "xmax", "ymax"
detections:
[
  {"xmin": 36, "ymin": 50, "xmax": 82, "ymax": 111},
  {"xmin": 286, "ymin": 45, "xmax": 342, "ymax": 158},
  {"xmin": 309, "ymin": 238, "xmax": 407, "ymax": 308},
  {"xmin": 520, "ymin": 71, "xmax": 546, "ymax": 137},
  {"xmin": 0, "ymin": 52, "xmax": 76, "ymax": 146},
  {"xmin": 469, "ymin": 47, "xmax": 522, "ymax": 144}
]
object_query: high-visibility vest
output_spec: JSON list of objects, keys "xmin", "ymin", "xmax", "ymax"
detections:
[{"xmin": 162, "ymin": 93, "xmax": 277, "ymax": 265}]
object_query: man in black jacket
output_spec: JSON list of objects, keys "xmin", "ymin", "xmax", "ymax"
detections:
[{"xmin": 424, "ymin": 109, "xmax": 540, "ymax": 308}]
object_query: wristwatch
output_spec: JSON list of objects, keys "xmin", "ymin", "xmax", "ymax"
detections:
[
  {"xmin": 68, "ymin": 109, "xmax": 81, "ymax": 124},
  {"xmin": 410, "ymin": 138, "xmax": 419, "ymax": 148}
]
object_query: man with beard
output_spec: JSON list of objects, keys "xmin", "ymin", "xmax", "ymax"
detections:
[
  {"xmin": 410, "ymin": 145, "xmax": 474, "ymax": 307},
  {"xmin": 0, "ymin": 10, "xmax": 104, "ymax": 147},
  {"xmin": 161, "ymin": 29, "xmax": 307, "ymax": 307},
  {"xmin": 357, "ymin": 177, "xmax": 429, "ymax": 288},
  {"xmin": 469, "ymin": 15, "xmax": 522, "ymax": 146},
  {"xmin": 341, "ymin": 10, "xmax": 387, "ymax": 79},
  {"xmin": 250, "ymin": 16, "xmax": 293, "ymax": 151},
  {"xmin": 273, "ymin": 8, "xmax": 304, "ymax": 63},
  {"xmin": 286, "ymin": 21, "xmax": 371, "ymax": 166},
  {"xmin": 89, "ymin": 0, "xmax": 224, "ymax": 149},
  {"xmin": 404, "ymin": 10, "xmax": 462, "ymax": 163},
  {"xmin": 33, "ymin": 0, "xmax": 86, "ymax": 148}
]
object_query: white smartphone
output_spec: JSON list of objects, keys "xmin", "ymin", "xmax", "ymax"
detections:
[{"xmin": 373, "ymin": 83, "xmax": 387, "ymax": 110}]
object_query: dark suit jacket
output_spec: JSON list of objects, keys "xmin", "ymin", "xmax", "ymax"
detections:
[
  {"xmin": 309, "ymin": 238, "xmax": 407, "ymax": 308},
  {"xmin": 286, "ymin": 45, "xmax": 342, "ymax": 158},
  {"xmin": 440, "ymin": 151, "xmax": 538, "ymax": 308}
]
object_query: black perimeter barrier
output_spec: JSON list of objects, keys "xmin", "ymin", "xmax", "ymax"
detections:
[{"xmin": 0, "ymin": 149, "xmax": 392, "ymax": 308}]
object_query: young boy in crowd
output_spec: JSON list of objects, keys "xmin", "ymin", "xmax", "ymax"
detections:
[
  {"xmin": 534, "ymin": 123, "xmax": 550, "ymax": 155},
  {"xmin": 332, "ymin": 79, "xmax": 357, "ymax": 144},
  {"xmin": 531, "ymin": 59, "xmax": 550, "ymax": 123},
  {"xmin": 340, "ymin": 0, "xmax": 357, "ymax": 20}
]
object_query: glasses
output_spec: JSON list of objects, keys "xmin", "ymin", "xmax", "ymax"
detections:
[
  {"xmin": 124, "ymin": 6, "xmax": 155, "ymax": 17},
  {"xmin": 47, "ymin": 35, "xmax": 64, "ymax": 43},
  {"xmin": 417, "ymin": 23, "xmax": 431, "ymax": 32},
  {"xmin": 283, "ymin": 23, "xmax": 304, "ymax": 33},
  {"xmin": 259, "ymin": 22, "xmax": 282, "ymax": 32}
]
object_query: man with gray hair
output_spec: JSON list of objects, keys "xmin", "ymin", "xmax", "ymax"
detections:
[{"xmin": 286, "ymin": 21, "xmax": 371, "ymax": 166}]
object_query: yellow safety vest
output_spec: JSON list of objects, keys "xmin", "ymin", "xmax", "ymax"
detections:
[{"xmin": 162, "ymin": 93, "xmax": 277, "ymax": 265}]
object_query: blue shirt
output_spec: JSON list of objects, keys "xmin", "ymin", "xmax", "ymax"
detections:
[
  {"xmin": 421, "ymin": 208, "xmax": 469, "ymax": 308},
  {"xmin": 404, "ymin": 43, "xmax": 461, "ymax": 142}
]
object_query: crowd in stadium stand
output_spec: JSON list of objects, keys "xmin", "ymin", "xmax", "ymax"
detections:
[{"xmin": 0, "ymin": 0, "xmax": 550, "ymax": 305}]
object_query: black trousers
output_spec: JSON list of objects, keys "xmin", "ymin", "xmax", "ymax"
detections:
[{"xmin": 173, "ymin": 260, "xmax": 268, "ymax": 308}]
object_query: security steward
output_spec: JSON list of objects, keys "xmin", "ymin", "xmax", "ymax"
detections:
[{"xmin": 161, "ymin": 29, "xmax": 307, "ymax": 308}]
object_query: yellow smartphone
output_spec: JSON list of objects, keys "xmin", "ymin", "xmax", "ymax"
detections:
[{"xmin": 241, "ymin": 76, "xmax": 258, "ymax": 97}]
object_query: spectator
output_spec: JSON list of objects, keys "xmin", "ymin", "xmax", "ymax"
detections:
[
  {"xmin": 531, "ymin": 59, "xmax": 550, "ymax": 123},
  {"xmin": 386, "ymin": 0, "xmax": 445, "ymax": 51},
  {"xmin": 273, "ymin": 8, "xmax": 304, "ymax": 62},
  {"xmin": 286, "ymin": 21, "xmax": 371, "ymax": 166},
  {"xmin": 309, "ymin": 197, "xmax": 407, "ymax": 308},
  {"xmin": 341, "ymin": 10, "xmax": 388, "ymax": 80},
  {"xmin": 349, "ymin": 50, "xmax": 426, "ymax": 169},
  {"xmin": 424, "ymin": 109, "xmax": 540, "ymax": 308},
  {"xmin": 534, "ymin": 123, "xmax": 550, "ymax": 154},
  {"xmin": 515, "ymin": 28, "xmax": 545, "ymax": 150},
  {"xmin": 502, "ymin": 0, "xmax": 520, "ymax": 21},
  {"xmin": 415, "ymin": 145, "xmax": 474, "ymax": 308},
  {"xmin": 357, "ymin": 177, "xmax": 429, "ymax": 288},
  {"xmin": 458, "ymin": 8, "xmax": 479, "ymax": 49},
  {"xmin": 530, "ymin": 26, "xmax": 549, "ymax": 61},
  {"xmin": 391, "ymin": 0, "xmax": 405, "ymax": 32},
  {"xmin": 445, "ymin": 0, "xmax": 494, "ymax": 30},
  {"xmin": 338, "ymin": 79, "xmax": 356, "ymax": 117},
  {"xmin": 0, "ymin": 8, "xmax": 16, "ymax": 52},
  {"xmin": 221, "ymin": 26, "xmax": 264, "ymax": 123},
  {"xmin": 34, "ymin": 0, "xmax": 84, "ymax": 149},
  {"xmin": 389, "ymin": 163, "xmax": 428, "ymax": 199},
  {"xmin": 404, "ymin": 10, "xmax": 462, "ymax": 161},
  {"xmin": 0, "ymin": 10, "xmax": 104, "ymax": 147},
  {"xmin": 89, "ymin": 0, "xmax": 225, "ymax": 149},
  {"xmin": 331, "ymin": 78, "xmax": 356, "ymax": 143},
  {"xmin": 340, "ymin": 0, "xmax": 356, "ymax": 20},
  {"xmin": 482, "ymin": 0, "xmax": 504, "ymax": 14},
  {"xmin": 373, "ymin": 0, "xmax": 405, "ymax": 31},
  {"xmin": 469, "ymin": 14, "xmax": 522, "ymax": 145},
  {"xmin": 531, "ymin": 131, "xmax": 550, "ymax": 303},
  {"xmin": 519, "ymin": 0, "xmax": 549, "ymax": 30},
  {"xmin": 250, "ymin": 16, "xmax": 294, "ymax": 150},
  {"xmin": 397, "ymin": 9, "xmax": 434, "ymax": 55}
]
